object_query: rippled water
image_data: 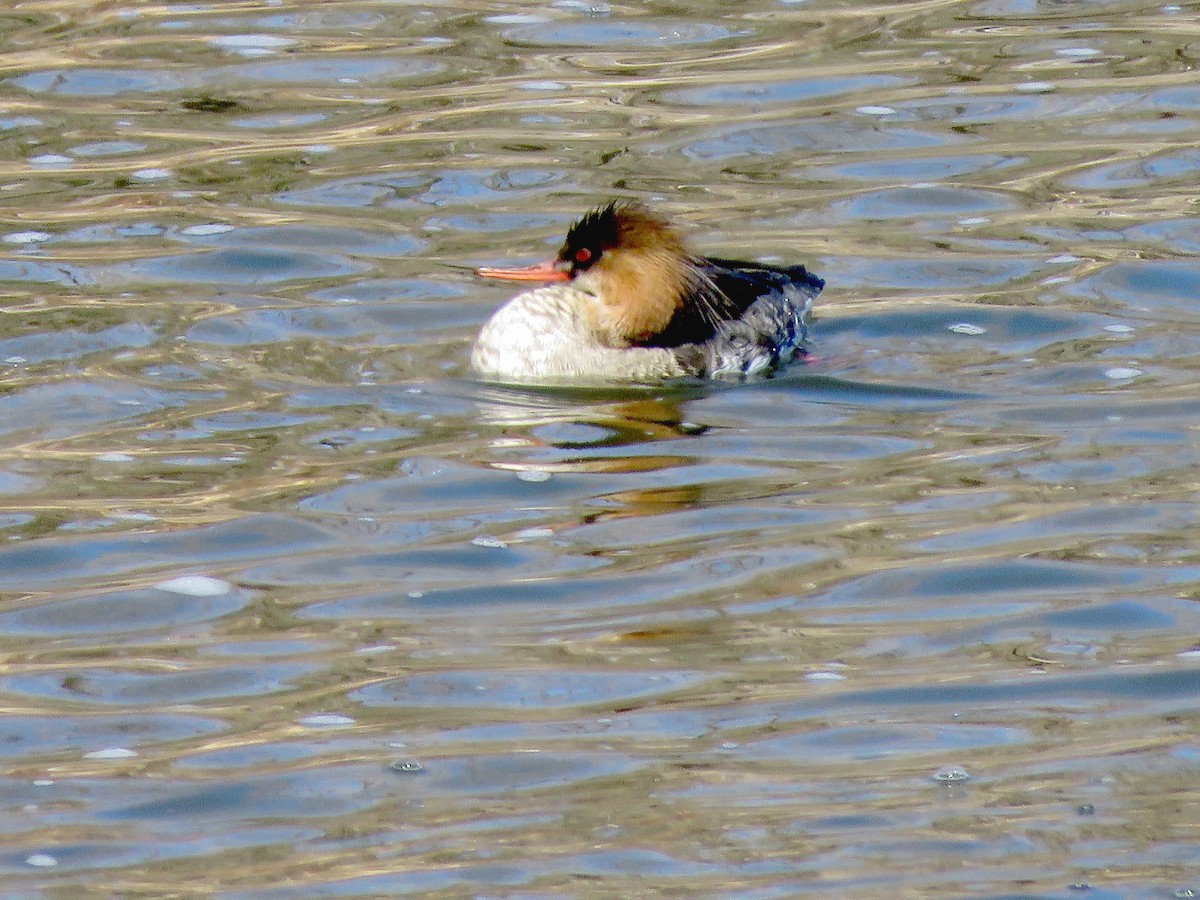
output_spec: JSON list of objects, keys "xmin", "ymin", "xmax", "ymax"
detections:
[{"xmin": 3, "ymin": 0, "xmax": 1200, "ymax": 896}]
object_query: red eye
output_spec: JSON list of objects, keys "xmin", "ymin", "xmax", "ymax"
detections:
[{"xmin": 574, "ymin": 247, "xmax": 592, "ymax": 265}]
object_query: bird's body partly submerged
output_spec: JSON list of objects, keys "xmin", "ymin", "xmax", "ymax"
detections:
[{"xmin": 470, "ymin": 201, "xmax": 823, "ymax": 383}]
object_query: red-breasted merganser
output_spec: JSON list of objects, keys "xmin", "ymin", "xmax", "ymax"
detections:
[{"xmin": 471, "ymin": 200, "xmax": 823, "ymax": 382}]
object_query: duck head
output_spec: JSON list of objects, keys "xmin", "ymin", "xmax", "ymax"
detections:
[{"xmin": 477, "ymin": 200, "xmax": 692, "ymax": 344}]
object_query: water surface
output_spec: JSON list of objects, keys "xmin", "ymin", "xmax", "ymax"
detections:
[{"xmin": 2, "ymin": 0, "xmax": 1200, "ymax": 896}]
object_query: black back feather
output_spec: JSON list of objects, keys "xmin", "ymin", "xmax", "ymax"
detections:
[{"xmin": 638, "ymin": 258, "xmax": 824, "ymax": 348}]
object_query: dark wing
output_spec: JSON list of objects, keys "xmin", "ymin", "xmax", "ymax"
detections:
[{"xmin": 638, "ymin": 257, "xmax": 824, "ymax": 349}]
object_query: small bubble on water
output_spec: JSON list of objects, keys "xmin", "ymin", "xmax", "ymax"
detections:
[
  {"xmin": 516, "ymin": 469, "xmax": 552, "ymax": 483},
  {"xmin": 471, "ymin": 535, "xmax": 508, "ymax": 549},
  {"xmin": 1102, "ymin": 324, "xmax": 1134, "ymax": 334},
  {"xmin": 211, "ymin": 34, "xmax": 297, "ymax": 51},
  {"xmin": 29, "ymin": 153, "xmax": 73, "ymax": 168},
  {"xmin": 96, "ymin": 451, "xmax": 135, "ymax": 463},
  {"xmin": 1015, "ymin": 81, "xmax": 1056, "ymax": 93},
  {"xmin": 3, "ymin": 230, "xmax": 52, "ymax": 244},
  {"xmin": 948, "ymin": 323, "xmax": 986, "ymax": 335},
  {"xmin": 932, "ymin": 765, "xmax": 971, "ymax": 783},
  {"xmin": 25, "ymin": 854, "xmax": 57, "ymax": 868},
  {"xmin": 389, "ymin": 759, "xmax": 424, "ymax": 774},
  {"xmin": 855, "ymin": 105, "xmax": 896, "ymax": 116},
  {"xmin": 299, "ymin": 713, "xmax": 355, "ymax": 728},
  {"xmin": 180, "ymin": 223, "xmax": 234, "ymax": 236},
  {"xmin": 514, "ymin": 527, "xmax": 554, "ymax": 540},
  {"xmin": 84, "ymin": 747, "xmax": 138, "ymax": 760},
  {"xmin": 720, "ymin": 741, "xmax": 740, "ymax": 750},
  {"xmin": 554, "ymin": 0, "xmax": 612, "ymax": 13},
  {"xmin": 153, "ymin": 575, "xmax": 233, "ymax": 597},
  {"xmin": 110, "ymin": 511, "xmax": 158, "ymax": 522},
  {"xmin": 1104, "ymin": 366, "xmax": 1143, "ymax": 380}
]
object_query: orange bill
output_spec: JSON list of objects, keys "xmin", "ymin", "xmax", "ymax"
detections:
[{"xmin": 475, "ymin": 259, "xmax": 569, "ymax": 282}]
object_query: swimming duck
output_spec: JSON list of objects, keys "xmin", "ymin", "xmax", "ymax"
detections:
[{"xmin": 471, "ymin": 200, "xmax": 822, "ymax": 381}]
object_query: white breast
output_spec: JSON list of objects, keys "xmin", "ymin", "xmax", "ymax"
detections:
[{"xmin": 470, "ymin": 286, "xmax": 687, "ymax": 382}]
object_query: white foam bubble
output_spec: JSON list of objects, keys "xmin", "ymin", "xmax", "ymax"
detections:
[
  {"xmin": 152, "ymin": 575, "xmax": 234, "ymax": 596},
  {"xmin": 84, "ymin": 747, "xmax": 138, "ymax": 760}
]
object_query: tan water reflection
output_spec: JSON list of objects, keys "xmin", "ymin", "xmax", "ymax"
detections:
[{"xmin": 2, "ymin": 0, "xmax": 1200, "ymax": 896}]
